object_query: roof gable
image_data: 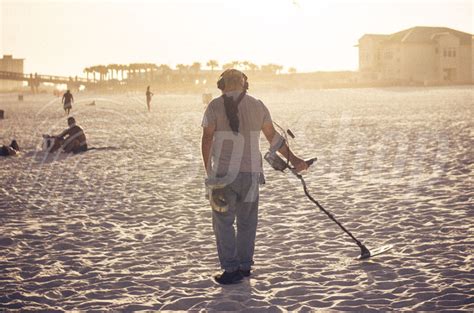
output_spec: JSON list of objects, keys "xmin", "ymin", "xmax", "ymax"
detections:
[{"xmin": 386, "ymin": 26, "xmax": 472, "ymax": 45}]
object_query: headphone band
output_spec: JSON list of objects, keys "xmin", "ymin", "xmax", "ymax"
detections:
[{"xmin": 217, "ymin": 70, "xmax": 249, "ymax": 91}]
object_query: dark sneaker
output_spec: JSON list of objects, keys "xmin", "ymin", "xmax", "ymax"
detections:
[
  {"xmin": 214, "ymin": 270, "xmax": 243, "ymax": 285},
  {"xmin": 239, "ymin": 269, "xmax": 251, "ymax": 277}
]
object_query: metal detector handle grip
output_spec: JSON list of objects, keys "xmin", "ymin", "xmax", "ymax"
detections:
[{"xmin": 291, "ymin": 157, "xmax": 318, "ymax": 176}]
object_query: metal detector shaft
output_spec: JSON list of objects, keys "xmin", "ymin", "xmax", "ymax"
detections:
[{"xmin": 295, "ymin": 173, "xmax": 368, "ymax": 251}]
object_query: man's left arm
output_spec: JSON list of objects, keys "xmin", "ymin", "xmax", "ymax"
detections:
[
  {"xmin": 262, "ymin": 121, "xmax": 308, "ymax": 173},
  {"xmin": 201, "ymin": 102, "xmax": 217, "ymax": 176},
  {"xmin": 201, "ymin": 125, "xmax": 215, "ymax": 176}
]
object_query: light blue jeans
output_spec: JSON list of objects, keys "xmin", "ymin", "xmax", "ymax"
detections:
[{"xmin": 212, "ymin": 172, "xmax": 260, "ymax": 272}]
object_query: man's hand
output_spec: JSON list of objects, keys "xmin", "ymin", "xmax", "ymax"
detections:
[{"xmin": 291, "ymin": 156, "xmax": 309, "ymax": 173}]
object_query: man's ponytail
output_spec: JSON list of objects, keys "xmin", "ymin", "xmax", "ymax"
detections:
[{"xmin": 223, "ymin": 91, "xmax": 246, "ymax": 134}]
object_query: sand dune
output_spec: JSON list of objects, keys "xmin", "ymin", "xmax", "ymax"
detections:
[{"xmin": 0, "ymin": 87, "xmax": 472, "ymax": 311}]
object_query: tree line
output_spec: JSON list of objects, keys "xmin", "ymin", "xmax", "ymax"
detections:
[{"xmin": 83, "ymin": 60, "xmax": 297, "ymax": 82}]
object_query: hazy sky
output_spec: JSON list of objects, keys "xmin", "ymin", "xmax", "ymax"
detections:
[{"xmin": 1, "ymin": 0, "xmax": 472, "ymax": 76}]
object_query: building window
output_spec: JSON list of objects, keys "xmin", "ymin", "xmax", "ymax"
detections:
[{"xmin": 443, "ymin": 47, "xmax": 457, "ymax": 58}]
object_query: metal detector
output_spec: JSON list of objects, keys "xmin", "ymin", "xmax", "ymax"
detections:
[{"xmin": 265, "ymin": 124, "xmax": 392, "ymax": 260}]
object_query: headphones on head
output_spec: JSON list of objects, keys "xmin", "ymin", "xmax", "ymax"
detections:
[{"xmin": 217, "ymin": 69, "xmax": 249, "ymax": 91}]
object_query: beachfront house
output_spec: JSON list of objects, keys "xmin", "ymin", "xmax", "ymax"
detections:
[
  {"xmin": 0, "ymin": 55, "xmax": 24, "ymax": 91},
  {"xmin": 357, "ymin": 26, "xmax": 473, "ymax": 85}
]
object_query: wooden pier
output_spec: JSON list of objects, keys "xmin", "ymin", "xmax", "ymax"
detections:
[{"xmin": 0, "ymin": 71, "xmax": 97, "ymax": 92}]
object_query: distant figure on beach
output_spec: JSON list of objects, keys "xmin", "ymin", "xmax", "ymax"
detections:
[
  {"xmin": 55, "ymin": 117, "xmax": 88, "ymax": 153},
  {"xmin": 62, "ymin": 90, "xmax": 74, "ymax": 115},
  {"xmin": 0, "ymin": 140, "xmax": 20, "ymax": 157},
  {"xmin": 146, "ymin": 86, "xmax": 153, "ymax": 112},
  {"xmin": 201, "ymin": 69, "xmax": 308, "ymax": 285}
]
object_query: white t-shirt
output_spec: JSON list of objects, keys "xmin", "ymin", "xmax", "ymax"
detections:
[{"xmin": 202, "ymin": 91, "xmax": 272, "ymax": 176}]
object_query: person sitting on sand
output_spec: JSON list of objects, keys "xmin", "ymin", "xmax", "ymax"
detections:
[
  {"xmin": 62, "ymin": 90, "xmax": 74, "ymax": 115},
  {"xmin": 0, "ymin": 140, "xmax": 20, "ymax": 157},
  {"xmin": 56, "ymin": 117, "xmax": 88, "ymax": 154}
]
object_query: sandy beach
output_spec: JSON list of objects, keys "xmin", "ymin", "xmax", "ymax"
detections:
[{"xmin": 0, "ymin": 87, "xmax": 472, "ymax": 311}]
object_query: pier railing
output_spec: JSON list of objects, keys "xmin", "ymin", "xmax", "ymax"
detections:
[{"xmin": 0, "ymin": 71, "xmax": 95, "ymax": 85}]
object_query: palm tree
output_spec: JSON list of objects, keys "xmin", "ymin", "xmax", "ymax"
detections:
[
  {"xmin": 222, "ymin": 62, "xmax": 234, "ymax": 70},
  {"xmin": 97, "ymin": 65, "xmax": 108, "ymax": 80},
  {"xmin": 126, "ymin": 64, "xmax": 132, "ymax": 80},
  {"xmin": 261, "ymin": 63, "xmax": 282, "ymax": 75},
  {"xmin": 135, "ymin": 63, "xmax": 143, "ymax": 80},
  {"xmin": 206, "ymin": 60, "xmax": 219, "ymax": 72},
  {"xmin": 176, "ymin": 64, "xmax": 188, "ymax": 74},
  {"xmin": 275, "ymin": 64, "xmax": 284, "ymax": 74},
  {"xmin": 158, "ymin": 64, "xmax": 172, "ymax": 74},
  {"xmin": 131, "ymin": 63, "xmax": 139, "ymax": 80},
  {"xmin": 129, "ymin": 63, "xmax": 143, "ymax": 80},
  {"xmin": 190, "ymin": 62, "xmax": 201, "ymax": 74},
  {"xmin": 231, "ymin": 60, "xmax": 241, "ymax": 69},
  {"xmin": 114, "ymin": 64, "xmax": 121, "ymax": 79},
  {"xmin": 247, "ymin": 62, "xmax": 259, "ymax": 72},
  {"xmin": 143, "ymin": 63, "xmax": 152, "ymax": 81},
  {"xmin": 107, "ymin": 64, "xmax": 119, "ymax": 80},
  {"xmin": 92, "ymin": 66, "xmax": 98, "ymax": 81},
  {"xmin": 83, "ymin": 67, "xmax": 91, "ymax": 80},
  {"xmin": 288, "ymin": 67, "xmax": 297, "ymax": 74},
  {"xmin": 149, "ymin": 63, "xmax": 158, "ymax": 81},
  {"xmin": 88, "ymin": 66, "xmax": 96, "ymax": 81},
  {"xmin": 158, "ymin": 64, "xmax": 172, "ymax": 82},
  {"xmin": 119, "ymin": 64, "xmax": 127, "ymax": 80},
  {"xmin": 176, "ymin": 64, "xmax": 189, "ymax": 82},
  {"xmin": 260, "ymin": 64, "xmax": 274, "ymax": 74}
]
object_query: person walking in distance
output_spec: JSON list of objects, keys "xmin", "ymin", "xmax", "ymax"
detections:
[
  {"xmin": 146, "ymin": 86, "xmax": 154, "ymax": 112},
  {"xmin": 62, "ymin": 90, "xmax": 74, "ymax": 115},
  {"xmin": 201, "ymin": 69, "xmax": 308, "ymax": 285}
]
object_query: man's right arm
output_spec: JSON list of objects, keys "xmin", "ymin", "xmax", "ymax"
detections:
[{"xmin": 201, "ymin": 125, "xmax": 215, "ymax": 176}]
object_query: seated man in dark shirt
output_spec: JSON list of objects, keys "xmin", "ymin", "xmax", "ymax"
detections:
[
  {"xmin": 57, "ymin": 117, "xmax": 88, "ymax": 153},
  {"xmin": 0, "ymin": 140, "xmax": 20, "ymax": 157}
]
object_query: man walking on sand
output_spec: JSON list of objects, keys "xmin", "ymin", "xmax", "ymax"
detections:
[
  {"xmin": 146, "ymin": 86, "xmax": 153, "ymax": 112},
  {"xmin": 201, "ymin": 69, "xmax": 308, "ymax": 285},
  {"xmin": 62, "ymin": 90, "xmax": 74, "ymax": 115}
]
